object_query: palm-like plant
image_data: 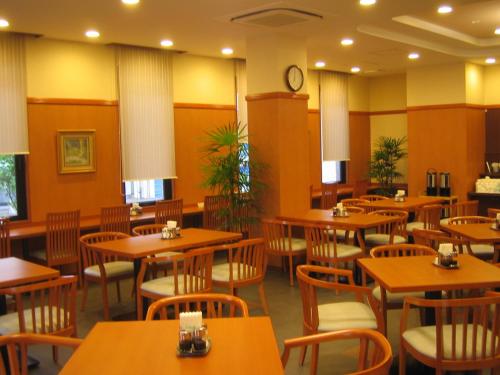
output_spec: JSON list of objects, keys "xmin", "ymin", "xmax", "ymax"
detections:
[
  {"xmin": 368, "ymin": 136, "xmax": 407, "ymax": 196},
  {"xmin": 201, "ymin": 122, "xmax": 265, "ymax": 233}
]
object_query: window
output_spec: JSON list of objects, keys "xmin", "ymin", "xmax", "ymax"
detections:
[
  {"xmin": 124, "ymin": 179, "xmax": 172, "ymax": 205},
  {"xmin": 0, "ymin": 155, "xmax": 27, "ymax": 220},
  {"xmin": 322, "ymin": 161, "xmax": 346, "ymax": 184}
]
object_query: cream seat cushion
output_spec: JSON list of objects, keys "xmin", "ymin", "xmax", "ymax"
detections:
[
  {"xmin": 151, "ymin": 251, "xmax": 182, "ymax": 265},
  {"xmin": 439, "ymin": 218, "xmax": 449, "ymax": 225},
  {"xmin": 470, "ymin": 244, "xmax": 494, "ymax": 256},
  {"xmin": 406, "ymin": 222, "xmax": 424, "ymax": 233},
  {"xmin": 317, "ymin": 302, "xmax": 378, "ymax": 331},
  {"xmin": 403, "ymin": 325, "xmax": 496, "ymax": 360},
  {"xmin": 141, "ymin": 275, "xmax": 189, "ymax": 296},
  {"xmin": 312, "ymin": 243, "xmax": 363, "ymax": 259},
  {"xmin": 365, "ymin": 234, "xmax": 407, "ymax": 246},
  {"xmin": 84, "ymin": 261, "xmax": 133, "ymax": 278},
  {"xmin": 328, "ymin": 229, "xmax": 355, "ymax": 241},
  {"xmin": 212, "ymin": 263, "xmax": 257, "ymax": 282},
  {"xmin": 270, "ymin": 238, "xmax": 306, "ymax": 252},
  {"xmin": 0, "ymin": 307, "xmax": 67, "ymax": 335},
  {"xmin": 372, "ymin": 286, "xmax": 425, "ymax": 303}
]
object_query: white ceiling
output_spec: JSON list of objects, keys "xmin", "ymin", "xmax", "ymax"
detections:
[{"xmin": 1, "ymin": 0, "xmax": 500, "ymax": 75}]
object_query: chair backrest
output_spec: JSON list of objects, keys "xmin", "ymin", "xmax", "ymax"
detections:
[
  {"xmin": 402, "ymin": 295, "xmax": 500, "ymax": 365},
  {"xmin": 281, "ymin": 329, "xmax": 393, "ymax": 375},
  {"xmin": 369, "ymin": 210, "xmax": 408, "ymax": 240},
  {"xmin": 370, "ymin": 244, "xmax": 436, "ymax": 258},
  {"xmin": 145, "ymin": 293, "xmax": 249, "ymax": 320},
  {"xmin": 262, "ymin": 218, "xmax": 296, "ymax": 255},
  {"xmin": 448, "ymin": 216, "xmax": 494, "ymax": 225},
  {"xmin": 360, "ymin": 195, "xmax": 389, "ymax": 202},
  {"xmin": 353, "ymin": 180, "xmax": 370, "ymax": 198},
  {"xmin": 100, "ymin": 205, "xmax": 130, "ymax": 234},
  {"xmin": 304, "ymin": 224, "xmax": 361, "ymax": 264},
  {"xmin": 46, "ymin": 210, "xmax": 80, "ymax": 267},
  {"xmin": 488, "ymin": 208, "xmax": 500, "ymax": 218},
  {"xmin": 215, "ymin": 238, "xmax": 267, "ymax": 286},
  {"xmin": 203, "ymin": 195, "xmax": 229, "ymax": 230},
  {"xmin": 345, "ymin": 206, "xmax": 365, "ymax": 214},
  {"xmin": 0, "ymin": 276, "xmax": 77, "ymax": 336},
  {"xmin": 341, "ymin": 198, "xmax": 370, "ymax": 208},
  {"xmin": 415, "ymin": 204, "xmax": 442, "ymax": 230},
  {"xmin": 0, "ymin": 217, "xmax": 11, "ymax": 258},
  {"xmin": 132, "ymin": 224, "xmax": 164, "ymax": 236},
  {"xmin": 320, "ymin": 182, "xmax": 338, "ymax": 209},
  {"xmin": 412, "ymin": 228, "xmax": 466, "ymax": 254},
  {"xmin": 80, "ymin": 232, "xmax": 130, "ymax": 269},
  {"xmin": 155, "ymin": 198, "xmax": 183, "ymax": 227},
  {"xmin": 448, "ymin": 200, "xmax": 478, "ymax": 218},
  {"xmin": 0, "ymin": 333, "xmax": 82, "ymax": 375}
]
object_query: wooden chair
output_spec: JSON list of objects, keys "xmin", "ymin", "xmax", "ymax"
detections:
[
  {"xmin": 281, "ymin": 329, "xmax": 393, "ymax": 375},
  {"xmin": 440, "ymin": 200, "xmax": 478, "ymax": 224},
  {"xmin": 212, "ymin": 238, "xmax": 269, "ymax": 315},
  {"xmin": 487, "ymin": 207, "xmax": 500, "ymax": 218},
  {"xmin": 100, "ymin": 204, "xmax": 130, "ymax": 234},
  {"xmin": 352, "ymin": 180, "xmax": 370, "ymax": 198},
  {"xmin": 155, "ymin": 198, "xmax": 183, "ymax": 227},
  {"xmin": 136, "ymin": 247, "xmax": 214, "ymax": 320},
  {"xmin": 261, "ymin": 218, "xmax": 306, "ymax": 286},
  {"xmin": 304, "ymin": 223, "xmax": 364, "ymax": 270},
  {"xmin": 0, "ymin": 333, "xmax": 82, "ymax": 375},
  {"xmin": 320, "ymin": 182, "xmax": 338, "ymax": 209},
  {"xmin": 369, "ymin": 244, "xmax": 436, "ymax": 336},
  {"xmin": 413, "ymin": 228, "xmax": 466, "ymax": 254},
  {"xmin": 406, "ymin": 204, "xmax": 442, "ymax": 234},
  {"xmin": 79, "ymin": 232, "xmax": 134, "ymax": 320},
  {"xmin": 145, "ymin": 293, "xmax": 249, "ymax": 320},
  {"xmin": 296, "ymin": 265, "xmax": 383, "ymax": 375},
  {"xmin": 400, "ymin": 295, "xmax": 500, "ymax": 375},
  {"xmin": 360, "ymin": 194, "xmax": 389, "ymax": 202},
  {"xmin": 203, "ymin": 195, "xmax": 229, "ymax": 230},
  {"xmin": 341, "ymin": 198, "xmax": 370, "ymax": 208},
  {"xmin": 0, "ymin": 218, "xmax": 10, "ymax": 258},
  {"xmin": 0, "ymin": 276, "xmax": 77, "ymax": 363},
  {"xmin": 30, "ymin": 210, "xmax": 81, "ymax": 275},
  {"xmin": 448, "ymin": 216, "xmax": 495, "ymax": 261},
  {"xmin": 335, "ymin": 206, "xmax": 366, "ymax": 244},
  {"xmin": 365, "ymin": 210, "xmax": 408, "ymax": 248},
  {"xmin": 132, "ymin": 224, "xmax": 164, "ymax": 236}
]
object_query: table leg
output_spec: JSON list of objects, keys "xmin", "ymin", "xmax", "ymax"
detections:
[
  {"xmin": 353, "ymin": 229, "xmax": 366, "ymax": 285},
  {"xmin": 424, "ymin": 290, "xmax": 441, "ymax": 325},
  {"xmin": 133, "ymin": 258, "xmax": 149, "ymax": 320}
]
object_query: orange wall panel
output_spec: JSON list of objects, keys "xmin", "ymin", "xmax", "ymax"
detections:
[
  {"xmin": 308, "ymin": 110, "xmax": 321, "ymax": 190},
  {"xmin": 348, "ymin": 113, "xmax": 371, "ymax": 184}
]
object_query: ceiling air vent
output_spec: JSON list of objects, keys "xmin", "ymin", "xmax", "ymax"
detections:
[{"xmin": 231, "ymin": 8, "xmax": 322, "ymax": 27}]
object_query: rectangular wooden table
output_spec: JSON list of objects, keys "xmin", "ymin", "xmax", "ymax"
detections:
[
  {"xmin": 0, "ymin": 257, "xmax": 60, "ymax": 289},
  {"xmin": 60, "ymin": 317, "xmax": 284, "ymax": 375},
  {"xmin": 357, "ymin": 196, "xmax": 444, "ymax": 218}
]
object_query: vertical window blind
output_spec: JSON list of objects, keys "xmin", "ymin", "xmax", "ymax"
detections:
[
  {"xmin": 0, "ymin": 33, "xmax": 29, "ymax": 155},
  {"xmin": 117, "ymin": 46, "xmax": 176, "ymax": 181}
]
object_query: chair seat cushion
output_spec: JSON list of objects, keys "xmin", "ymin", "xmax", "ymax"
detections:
[
  {"xmin": 289, "ymin": 238, "xmax": 307, "ymax": 252},
  {"xmin": 141, "ymin": 275, "xmax": 185, "ymax": 297},
  {"xmin": 151, "ymin": 251, "xmax": 182, "ymax": 265},
  {"xmin": 365, "ymin": 234, "xmax": 407, "ymax": 246},
  {"xmin": 403, "ymin": 325, "xmax": 496, "ymax": 360},
  {"xmin": 328, "ymin": 229, "xmax": 355, "ymax": 241},
  {"xmin": 0, "ymin": 307, "xmax": 67, "ymax": 335},
  {"xmin": 317, "ymin": 302, "xmax": 378, "ymax": 332},
  {"xmin": 84, "ymin": 261, "xmax": 134, "ymax": 278},
  {"xmin": 212, "ymin": 263, "xmax": 257, "ymax": 282},
  {"xmin": 470, "ymin": 244, "xmax": 494, "ymax": 256},
  {"xmin": 439, "ymin": 218, "xmax": 449, "ymax": 225},
  {"xmin": 372, "ymin": 286, "xmax": 425, "ymax": 303},
  {"xmin": 406, "ymin": 222, "xmax": 424, "ymax": 232},
  {"xmin": 30, "ymin": 249, "xmax": 47, "ymax": 261},
  {"xmin": 323, "ymin": 243, "xmax": 363, "ymax": 259}
]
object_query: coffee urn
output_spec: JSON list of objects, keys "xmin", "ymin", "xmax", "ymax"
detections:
[
  {"xmin": 439, "ymin": 172, "xmax": 451, "ymax": 196},
  {"xmin": 426, "ymin": 169, "xmax": 437, "ymax": 196}
]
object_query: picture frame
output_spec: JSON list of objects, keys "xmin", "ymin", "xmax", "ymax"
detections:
[{"xmin": 57, "ymin": 130, "xmax": 96, "ymax": 174}]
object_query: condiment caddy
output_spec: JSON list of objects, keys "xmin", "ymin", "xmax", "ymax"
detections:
[
  {"xmin": 161, "ymin": 220, "xmax": 181, "ymax": 240},
  {"xmin": 432, "ymin": 243, "xmax": 459, "ymax": 269},
  {"xmin": 177, "ymin": 311, "xmax": 210, "ymax": 357}
]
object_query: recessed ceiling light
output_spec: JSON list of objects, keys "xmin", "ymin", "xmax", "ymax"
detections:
[
  {"xmin": 85, "ymin": 30, "xmax": 100, "ymax": 38},
  {"xmin": 341, "ymin": 38, "xmax": 354, "ymax": 46},
  {"xmin": 221, "ymin": 47, "xmax": 233, "ymax": 55},
  {"xmin": 0, "ymin": 19, "xmax": 9, "ymax": 28},
  {"xmin": 485, "ymin": 57, "xmax": 496, "ymax": 64},
  {"xmin": 315, "ymin": 61, "xmax": 326, "ymax": 68},
  {"xmin": 408, "ymin": 52, "xmax": 420, "ymax": 60},
  {"xmin": 495, "ymin": 28, "xmax": 500, "ymax": 35},
  {"xmin": 122, "ymin": 0, "xmax": 140, "ymax": 4},
  {"xmin": 359, "ymin": 0, "xmax": 376, "ymax": 6},
  {"xmin": 351, "ymin": 66, "xmax": 361, "ymax": 73},
  {"xmin": 160, "ymin": 39, "xmax": 174, "ymax": 47},
  {"xmin": 437, "ymin": 5, "xmax": 453, "ymax": 14}
]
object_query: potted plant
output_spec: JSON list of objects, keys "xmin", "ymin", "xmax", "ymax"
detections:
[
  {"xmin": 201, "ymin": 122, "xmax": 265, "ymax": 234},
  {"xmin": 368, "ymin": 136, "xmax": 407, "ymax": 196}
]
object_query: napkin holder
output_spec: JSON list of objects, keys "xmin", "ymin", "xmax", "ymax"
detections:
[
  {"xmin": 177, "ymin": 312, "xmax": 210, "ymax": 357},
  {"xmin": 434, "ymin": 244, "xmax": 459, "ymax": 269},
  {"xmin": 394, "ymin": 190, "xmax": 406, "ymax": 202},
  {"xmin": 130, "ymin": 203, "xmax": 143, "ymax": 216}
]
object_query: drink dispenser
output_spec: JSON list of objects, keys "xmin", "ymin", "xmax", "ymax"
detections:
[
  {"xmin": 439, "ymin": 172, "xmax": 451, "ymax": 196},
  {"xmin": 426, "ymin": 169, "xmax": 437, "ymax": 196}
]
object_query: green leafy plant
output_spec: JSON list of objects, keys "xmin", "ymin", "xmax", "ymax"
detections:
[
  {"xmin": 0, "ymin": 155, "xmax": 17, "ymax": 211},
  {"xmin": 201, "ymin": 122, "xmax": 266, "ymax": 233},
  {"xmin": 368, "ymin": 136, "xmax": 407, "ymax": 196}
]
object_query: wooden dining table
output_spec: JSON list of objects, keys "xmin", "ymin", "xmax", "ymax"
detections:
[
  {"xmin": 357, "ymin": 196, "xmax": 444, "ymax": 220},
  {"xmin": 59, "ymin": 317, "xmax": 284, "ymax": 374}
]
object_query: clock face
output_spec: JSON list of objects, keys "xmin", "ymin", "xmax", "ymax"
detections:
[{"xmin": 285, "ymin": 65, "xmax": 304, "ymax": 92}]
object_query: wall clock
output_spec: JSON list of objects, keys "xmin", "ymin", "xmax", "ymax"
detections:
[{"xmin": 285, "ymin": 65, "xmax": 304, "ymax": 92}]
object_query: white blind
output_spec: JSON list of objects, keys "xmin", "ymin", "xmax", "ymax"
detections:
[
  {"xmin": 319, "ymin": 71, "xmax": 349, "ymax": 161},
  {"xmin": 117, "ymin": 46, "xmax": 176, "ymax": 181},
  {"xmin": 0, "ymin": 33, "xmax": 29, "ymax": 155},
  {"xmin": 235, "ymin": 60, "xmax": 248, "ymax": 140}
]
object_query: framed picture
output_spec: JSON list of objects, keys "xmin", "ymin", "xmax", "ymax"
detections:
[{"xmin": 57, "ymin": 130, "xmax": 96, "ymax": 174}]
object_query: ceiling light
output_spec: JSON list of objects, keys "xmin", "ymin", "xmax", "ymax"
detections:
[
  {"xmin": 122, "ymin": 0, "xmax": 140, "ymax": 4},
  {"xmin": 221, "ymin": 47, "xmax": 233, "ymax": 55},
  {"xmin": 408, "ymin": 52, "xmax": 420, "ymax": 60},
  {"xmin": 341, "ymin": 38, "xmax": 354, "ymax": 46},
  {"xmin": 359, "ymin": 0, "xmax": 376, "ymax": 5},
  {"xmin": 0, "ymin": 19, "xmax": 9, "ymax": 28},
  {"xmin": 485, "ymin": 57, "xmax": 496, "ymax": 64},
  {"xmin": 351, "ymin": 66, "xmax": 361, "ymax": 73},
  {"xmin": 315, "ymin": 61, "xmax": 326, "ymax": 68},
  {"xmin": 437, "ymin": 5, "xmax": 453, "ymax": 14},
  {"xmin": 85, "ymin": 30, "xmax": 100, "ymax": 38},
  {"xmin": 495, "ymin": 28, "xmax": 500, "ymax": 35},
  {"xmin": 160, "ymin": 39, "xmax": 174, "ymax": 47}
]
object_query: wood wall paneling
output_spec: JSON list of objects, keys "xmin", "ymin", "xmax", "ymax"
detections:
[
  {"xmin": 307, "ymin": 110, "xmax": 321, "ymax": 190},
  {"xmin": 485, "ymin": 108, "xmax": 500, "ymax": 162},
  {"xmin": 348, "ymin": 113, "xmax": 371, "ymax": 184}
]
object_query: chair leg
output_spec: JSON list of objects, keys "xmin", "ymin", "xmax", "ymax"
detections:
[
  {"xmin": 80, "ymin": 280, "xmax": 89, "ymax": 312},
  {"xmin": 299, "ymin": 328, "xmax": 308, "ymax": 366},
  {"xmin": 258, "ymin": 283, "xmax": 270, "ymax": 315},
  {"xmin": 288, "ymin": 256, "xmax": 294, "ymax": 287},
  {"xmin": 116, "ymin": 280, "xmax": 122, "ymax": 303},
  {"xmin": 137, "ymin": 293, "xmax": 144, "ymax": 320},
  {"xmin": 399, "ymin": 344, "xmax": 406, "ymax": 375},
  {"xmin": 101, "ymin": 279, "xmax": 110, "ymax": 321},
  {"xmin": 52, "ymin": 345, "xmax": 59, "ymax": 363},
  {"xmin": 310, "ymin": 343, "xmax": 319, "ymax": 375}
]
